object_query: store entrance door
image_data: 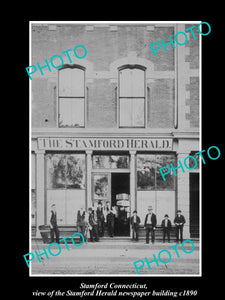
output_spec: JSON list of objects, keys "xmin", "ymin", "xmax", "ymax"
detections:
[{"xmin": 111, "ymin": 173, "xmax": 130, "ymax": 236}]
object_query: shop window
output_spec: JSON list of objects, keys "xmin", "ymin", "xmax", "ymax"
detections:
[
  {"xmin": 189, "ymin": 151, "xmax": 200, "ymax": 169},
  {"xmin": 58, "ymin": 67, "xmax": 85, "ymax": 127},
  {"xmin": 119, "ymin": 66, "xmax": 145, "ymax": 127},
  {"xmin": 46, "ymin": 153, "xmax": 85, "ymax": 189},
  {"xmin": 137, "ymin": 154, "xmax": 176, "ymax": 190},
  {"xmin": 155, "ymin": 155, "xmax": 176, "ymax": 189},
  {"xmin": 137, "ymin": 155, "xmax": 156, "ymax": 190},
  {"xmin": 93, "ymin": 155, "xmax": 130, "ymax": 169},
  {"xmin": 46, "ymin": 153, "xmax": 86, "ymax": 225}
]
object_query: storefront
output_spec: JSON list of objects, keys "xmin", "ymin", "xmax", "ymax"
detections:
[{"xmin": 31, "ymin": 135, "xmax": 199, "ymax": 238}]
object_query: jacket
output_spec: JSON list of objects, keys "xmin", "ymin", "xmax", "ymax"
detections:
[
  {"xmin": 89, "ymin": 211, "xmax": 98, "ymax": 227},
  {"xmin": 144, "ymin": 213, "xmax": 157, "ymax": 228},
  {"xmin": 174, "ymin": 215, "xmax": 186, "ymax": 226},
  {"xmin": 50, "ymin": 211, "xmax": 57, "ymax": 228},
  {"xmin": 96, "ymin": 207, "xmax": 105, "ymax": 221},
  {"xmin": 130, "ymin": 215, "xmax": 141, "ymax": 228},
  {"xmin": 161, "ymin": 218, "xmax": 172, "ymax": 229}
]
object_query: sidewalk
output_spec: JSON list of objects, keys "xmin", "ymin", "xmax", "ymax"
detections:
[{"xmin": 30, "ymin": 239, "xmax": 200, "ymax": 276}]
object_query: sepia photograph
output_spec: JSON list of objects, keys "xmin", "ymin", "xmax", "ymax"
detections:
[{"xmin": 29, "ymin": 21, "xmax": 201, "ymax": 276}]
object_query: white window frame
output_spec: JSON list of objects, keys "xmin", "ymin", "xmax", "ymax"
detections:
[
  {"xmin": 58, "ymin": 65, "xmax": 86, "ymax": 128},
  {"xmin": 118, "ymin": 65, "xmax": 147, "ymax": 128}
]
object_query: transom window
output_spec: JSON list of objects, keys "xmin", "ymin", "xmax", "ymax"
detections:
[
  {"xmin": 58, "ymin": 66, "xmax": 85, "ymax": 127},
  {"xmin": 119, "ymin": 66, "xmax": 146, "ymax": 128}
]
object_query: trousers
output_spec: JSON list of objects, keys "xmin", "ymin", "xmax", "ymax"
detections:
[
  {"xmin": 175, "ymin": 225, "xmax": 183, "ymax": 242},
  {"xmin": 50, "ymin": 226, "xmax": 59, "ymax": 243},
  {"xmin": 145, "ymin": 224, "xmax": 155, "ymax": 243}
]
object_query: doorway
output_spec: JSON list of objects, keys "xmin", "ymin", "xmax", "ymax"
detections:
[
  {"xmin": 189, "ymin": 173, "xmax": 200, "ymax": 238},
  {"xmin": 111, "ymin": 173, "xmax": 130, "ymax": 236}
]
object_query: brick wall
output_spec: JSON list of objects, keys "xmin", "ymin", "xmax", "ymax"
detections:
[
  {"xmin": 87, "ymin": 79, "xmax": 117, "ymax": 128},
  {"xmin": 148, "ymin": 79, "xmax": 174, "ymax": 128},
  {"xmin": 31, "ymin": 23, "xmax": 198, "ymax": 130},
  {"xmin": 185, "ymin": 77, "xmax": 199, "ymax": 128}
]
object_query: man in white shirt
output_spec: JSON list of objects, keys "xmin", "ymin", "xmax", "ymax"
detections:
[{"xmin": 144, "ymin": 206, "xmax": 157, "ymax": 244}]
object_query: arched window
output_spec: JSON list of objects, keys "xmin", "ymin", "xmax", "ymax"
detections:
[
  {"xmin": 119, "ymin": 66, "xmax": 146, "ymax": 127},
  {"xmin": 58, "ymin": 66, "xmax": 85, "ymax": 127}
]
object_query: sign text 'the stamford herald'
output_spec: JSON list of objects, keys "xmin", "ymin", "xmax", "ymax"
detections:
[{"xmin": 37, "ymin": 137, "xmax": 173, "ymax": 151}]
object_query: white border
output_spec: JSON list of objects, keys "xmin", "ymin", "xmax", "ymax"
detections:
[{"xmin": 29, "ymin": 20, "xmax": 202, "ymax": 277}]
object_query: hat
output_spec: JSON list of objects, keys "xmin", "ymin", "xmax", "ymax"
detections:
[{"xmin": 164, "ymin": 214, "xmax": 169, "ymax": 218}]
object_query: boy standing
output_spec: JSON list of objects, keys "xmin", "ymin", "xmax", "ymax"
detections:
[
  {"xmin": 49, "ymin": 204, "xmax": 59, "ymax": 244},
  {"xmin": 161, "ymin": 214, "xmax": 172, "ymax": 243},
  {"xmin": 130, "ymin": 210, "xmax": 141, "ymax": 241}
]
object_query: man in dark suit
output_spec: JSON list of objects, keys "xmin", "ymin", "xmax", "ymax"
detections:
[
  {"xmin": 161, "ymin": 214, "xmax": 172, "ymax": 243},
  {"xmin": 174, "ymin": 210, "xmax": 186, "ymax": 243},
  {"xmin": 96, "ymin": 201, "xmax": 105, "ymax": 237},
  {"xmin": 50, "ymin": 204, "xmax": 59, "ymax": 243},
  {"xmin": 130, "ymin": 210, "xmax": 141, "ymax": 241},
  {"xmin": 88, "ymin": 207, "xmax": 99, "ymax": 242},
  {"xmin": 144, "ymin": 206, "xmax": 157, "ymax": 244}
]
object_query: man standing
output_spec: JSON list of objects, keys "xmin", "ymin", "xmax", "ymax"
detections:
[
  {"xmin": 106, "ymin": 201, "xmax": 115, "ymax": 237},
  {"xmin": 88, "ymin": 207, "xmax": 99, "ymax": 242},
  {"xmin": 130, "ymin": 210, "xmax": 141, "ymax": 241},
  {"xmin": 174, "ymin": 210, "xmax": 186, "ymax": 243},
  {"xmin": 144, "ymin": 206, "xmax": 157, "ymax": 244},
  {"xmin": 161, "ymin": 214, "xmax": 172, "ymax": 243},
  {"xmin": 49, "ymin": 204, "xmax": 59, "ymax": 244},
  {"xmin": 96, "ymin": 201, "xmax": 105, "ymax": 237},
  {"xmin": 77, "ymin": 207, "xmax": 86, "ymax": 243}
]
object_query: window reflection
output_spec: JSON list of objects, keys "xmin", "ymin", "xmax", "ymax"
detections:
[
  {"xmin": 189, "ymin": 151, "xmax": 199, "ymax": 169},
  {"xmin": 93, "ymin": 155, "xmax": 129, "ymax": 169},
  {"xmin": 137, "ymin": 154, "xmax": 176, "ymax": 190},
  {"xmin": 137, "ymin": 155, "xmax": 155, "ymax": 190},
  {"xmin": 46, "ymin": 153, "xmax": 85, "ymax": 189},
  {"xmin": 155, "ymin": 155, "xmax": 176, "ymax": 189}
]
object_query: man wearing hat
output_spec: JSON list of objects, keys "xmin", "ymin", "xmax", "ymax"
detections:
[
  {"xmin": 88, "ymin": 207, "xmax": 99, "ymax": 242},
  {"xmin": 174, "ymin": 210, "xmax": 186, "ymax": 243},
  {"xmin": 96, "ymin": 201, "xmax": 105, "ymax": 237},
  {"xmin": 144, "ymin": 206, "xmax": 157, "ymax": 244},
  {"xmin": 161, "ymin": 214, "xmax": 172, "ymax": 243},
  {"xmin": 130, "ymin": 210, "xmax": 141, "ymax": 241}
]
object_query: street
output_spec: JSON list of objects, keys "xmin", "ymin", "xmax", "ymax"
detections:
[{"xmin": 30, "ymin": 239, "xmax": 200, "ymax": 276}]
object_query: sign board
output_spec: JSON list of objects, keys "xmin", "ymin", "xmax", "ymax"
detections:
[{"xmin": 37, "ymin": 137, "xmax": 173, "ymax": 151}]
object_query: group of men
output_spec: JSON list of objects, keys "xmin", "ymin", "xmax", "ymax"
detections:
[
  {"xmin": 131, "ymin": 206, "xmax": 186, "ymax": 243},
  {"xmin": 49, "ymin": 203, "xmax": 186, "ymax": 244},
  {"xmin": 76, "ymin": 201, "xmax": 115, "ymax": 242}
]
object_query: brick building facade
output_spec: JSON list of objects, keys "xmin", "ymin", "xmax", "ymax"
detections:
[{"xmin": 31, "ymin": 22, "xmax": 200, "ymax": 239}]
